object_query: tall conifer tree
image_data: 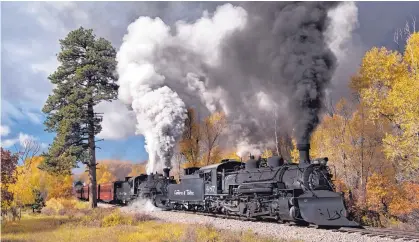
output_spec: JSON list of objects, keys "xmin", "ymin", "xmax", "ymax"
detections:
[{"xmin": 41, "ymin": 27, "xmax": 118, "ymax": 208}]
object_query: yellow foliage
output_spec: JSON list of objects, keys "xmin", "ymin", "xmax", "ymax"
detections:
[
  {"xmin": 388, "ymin": 183, "xmax": 419, "ymax": 216},
  {"xmin": 46, "ymin": 175, "xmax": 74, "ymax": 199},
  {"xmin": 82, "ymin": 164, "xmax": 117, "ymax": 184},
  {"xmin": 404, "ymin": 31, "xmax": 419, "ymax": 73},
  {"xmin": 45, "ymin": 198, "xmax": 89, "ymax": 213},
  {"xmin": 290, "ymin": 139, "xmax": 299, "ymax": 163},
  {"xmin": 200, "ymin": 145, "xmax": 223, "ymax": 165},
  {"xmin": 9, "ymin": 156, "xmax": 73, "ymax": 206},
  {"xmin": 179, "ymin": 108, "xmax": 202, "ymax": 167},
  {"xmin": 223, "ymin": 150, "xmax": 241, "ymax": 160},
  {"xmin": 261, "ymin": 149, "xmax": 273, "ymax": 159},
  {"xmin": 333, "ymin": 178, "xmax": 349, "ymax": 193},
  {"xmin": 120, "ymin": 221, "xmax": 187, "ymax": 242},
  {"xmin": 102, "ymin": 210, "xmax": 133, "ymax": 227},
  {"xmin": 351, "ymin": 32, "xmax": 419, "ymax": 179},
  {"xmin": 2, "ymin": 211, "xmax": 288, "ymax": 242},
  {"xmin": 45, "ymin": 198, "xmax": 65, "ymax": 212},
  {"xmin": 97, "ymin": 164, "xmax": 116, "ymax": 184},
  {"xmin": 366, "ymin": 173, "xmax": 394, "ymax": 212},
  {"xmin": 128, "ymin": 164, "xmax": 146, "ymax": 177},
  {"xmin": 202, "ymin": 111, "xmax": 227, "ymax": 166},
  {"xmin": 182, "ymin": 161, "xmax": 200, "ymax": 169},
  {"xmin": 366, "ymin": 173, "xmax": 419, "ymax": 216}
]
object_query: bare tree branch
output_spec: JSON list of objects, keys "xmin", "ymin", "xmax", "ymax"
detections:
[{"xmin": 15, "ymin": 138, "xmax": 41, "ymax": 168}]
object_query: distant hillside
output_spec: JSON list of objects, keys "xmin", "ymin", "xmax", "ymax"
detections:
[{"xmin": 74, "ymin": 160, "xmax": 147, "ymax": 182}]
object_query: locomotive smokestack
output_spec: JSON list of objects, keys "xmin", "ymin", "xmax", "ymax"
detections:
[
  {"xmin": 147, "ymin": 174, "xmax": 153, "ymax": 183},
  {"xmin": 297, "ymin": 143, "xmax": 310, "ymax": 164},
  {"xmin": 163, "ymin": 167, "xmax": 170, "ymax": 178}
]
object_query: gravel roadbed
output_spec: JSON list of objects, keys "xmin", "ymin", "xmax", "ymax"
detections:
[{"xmin": 118, "ymin": 204, "xmax": 402, "ymax": 242}]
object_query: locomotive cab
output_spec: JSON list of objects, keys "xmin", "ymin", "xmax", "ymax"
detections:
[{"xmin": 198, "ymin": 160, "xmax": 243, "ymax": 194}]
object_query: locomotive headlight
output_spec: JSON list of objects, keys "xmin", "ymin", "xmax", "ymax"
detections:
[{"xmin": 319, "ymin": 159, "xmax": 327, "ymax": 166}]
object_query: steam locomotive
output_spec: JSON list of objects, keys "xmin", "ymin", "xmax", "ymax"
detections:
[{"xmin": 75, "ymin": 143, "xmax": 359, "ymax": 228}]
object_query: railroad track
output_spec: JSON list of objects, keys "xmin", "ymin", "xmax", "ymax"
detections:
[
  {"xmin": 336, "ymin": 227, "xmax": 419, "ymax": 241},
  {"xmin": 97, "ymin": 202, "xmax": 419, "ymax": 241},
  {"xmin": 169, "ymin": 210, "xmax": 419, "ymax": 241}
]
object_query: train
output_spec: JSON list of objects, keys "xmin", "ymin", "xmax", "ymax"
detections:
[{"xmin": 75, "ymin": 142, "xmax": 359, "ymax": 228}]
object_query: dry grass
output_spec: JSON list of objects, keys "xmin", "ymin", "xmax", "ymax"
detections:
[{"xmin": 2, "ymin": 203, "xmax": 291, "ymax": 242}]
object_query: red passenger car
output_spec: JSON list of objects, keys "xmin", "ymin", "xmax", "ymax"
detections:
[
  {"xmin": 75, "ymin": 181, "xmax": 122, "ymax": 203},
  {"xmin": 98, "ymin": 183, "xmax": 115, "ymax": 202},
  {"xmin": 81, "ymin": 185, "xmax": 89, "ymax": 200}
]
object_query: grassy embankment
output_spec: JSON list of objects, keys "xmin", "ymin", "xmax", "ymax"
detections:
[{"xmin": 1, "ymin": 199, "xmax": 296, "ymax": 242}]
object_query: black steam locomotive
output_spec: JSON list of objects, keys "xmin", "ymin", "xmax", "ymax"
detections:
[{"xmin": 76, "ymin": 143, "xmax": 359, "ymax": 228}]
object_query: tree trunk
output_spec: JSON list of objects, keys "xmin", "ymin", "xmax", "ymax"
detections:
[
  {"xmin": 360, "ymin": 103, "xmax": 365, "ymax": 205},
  {"xmin": 207, "ymin": 146, "xmax": 211, "ymax": 165},
  {"xmin": 88, "ymin": 101, "xmax": 97, "ymax": 208}
]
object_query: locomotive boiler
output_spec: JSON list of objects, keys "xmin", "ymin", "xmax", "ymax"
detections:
[
  {"xmin": 137, "ymin": 168, "xmax": 177, "ymax": 207},
  {"xmin": 162, "ymin": 143, "xmax": 359, "ymax": 228}
]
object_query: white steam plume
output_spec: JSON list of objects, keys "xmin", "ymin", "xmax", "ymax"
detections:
[
  {"xmin": 117, "ymin": 3, "xmax": 360, "ymax": 165},
  {"xmin": 120, "ymin": 198, "xmax": 161, "ymax": 213},
  {"xmin": 326, "ymin": 2, "xmax": 359, "ymax": 61},
  {"xmin": 325, "ymin": 2, "xmax": 361, "ymax": 103},
  {"xmin": 117, "ymin": 17, "xmax": 187, "ymax": 174},
  {"xmin": 117, "ymin": 4, "xmax": 247, "ymax": 172}
]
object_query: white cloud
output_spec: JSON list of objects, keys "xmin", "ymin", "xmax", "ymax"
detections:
[
  {"xmin": 40, "ymin": 142, "xmax": 49, "ymax": 150},
  {"xmin": 2, "ymin": 42, "xmax": 33, "ymax": 60},
  {"xmin": 1, "ymin": 132, "xmax": 39, "ymax": 149},
  {"xmin": 22, "ymin": 2, "xmax": 89, "ymax": 35},
  {"xmin": 1, "ymin": 100, "xmax": 26, "ymax": 121},
  {"xmin": 26, "ymin": 112, "xmax": 44, "ymax": 124},
  {"xmin": 0, "ymin": 125, "xmax": 11, "ymax": 137},
  {"xmin": 18, "ymin": 133, "xmax": 37, "ymax": 147},
  {"xmin": 1, "ymin": 100, "xmax": 45, "ymax": 125},
  {"xmin": 96, "ymin": 100, "xmax": 137, "ymax": 140},
  {"xmin": 1, "ymin": 139, "xmax": 18, "ymax": 148},
  {"xmin": 31, "ymin": 56, "xmax": 59, "ymax": 76}
]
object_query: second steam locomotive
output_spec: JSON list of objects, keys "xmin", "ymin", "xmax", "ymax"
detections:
[{"xmin": 76, "ymin": 143, "xmax": 359, "ymax": 228}]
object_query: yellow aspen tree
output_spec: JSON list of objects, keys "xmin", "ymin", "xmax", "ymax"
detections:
[
  {"xmin": 96, "ymin": 164, "xmax": 116, "ymax": 184},
  {"xmin": 179, "ymin": 108, "xmax": 202, "ymax": 167},
  {"xmin": 202, "ymin": 112, "xmax": 227, "ymax": 165},
  {"xmin": 351, "ymin": 32, "xmax": 419, "ymax": 181},
  {"xmin": 128, "ymin": 164, "xmax": 146, "ymax": 177},
  {"xmin": 261, "ymin": 149, "xmax": 273, "ymax": 159}
]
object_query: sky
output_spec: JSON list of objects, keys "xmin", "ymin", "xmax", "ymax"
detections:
[{"xmin": 1, "ymin": 1, "xmax": 418, "ymax": 173}]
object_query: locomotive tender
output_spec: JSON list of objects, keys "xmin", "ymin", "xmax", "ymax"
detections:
[{"xmin": 75, "ymin": 143, "xmax": 359, "ymax": 228}]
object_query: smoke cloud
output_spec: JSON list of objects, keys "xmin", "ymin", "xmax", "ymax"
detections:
[
  {"xmin": 212, "ymin": 2, "xmax": 339, "ymax": 146},
  {"xmin": 117, "ymin": 2, "xmax": 358, "ymax": 168}
]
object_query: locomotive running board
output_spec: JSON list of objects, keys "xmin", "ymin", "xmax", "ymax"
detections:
[{"xmin": 297, "ymin": 190, "xmax": 360, "ymax": 227}]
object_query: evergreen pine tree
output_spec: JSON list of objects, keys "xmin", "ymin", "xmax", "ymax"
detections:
[{"xmin": 41, "ymin": 27, "xmax": 118, "ymax": 208}]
